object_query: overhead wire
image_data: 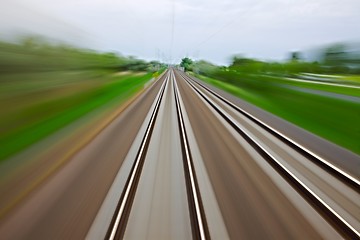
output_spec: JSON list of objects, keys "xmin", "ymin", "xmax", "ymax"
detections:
[
  {"xmin": 182, "ymin": 4, "xmax": 255, "ymax": 61},
  {"xmin": 170, "ymin": 0, "xmax": 175, "ymax": 64}
]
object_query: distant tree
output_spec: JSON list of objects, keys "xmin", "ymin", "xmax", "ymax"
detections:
[
  {"xmin": 323, "ymin": 44, "xmax": 346, "ymax": 65},
  {"xmin": 290, "ymin": 51, "xmax": 301, "ymax": 61},
  {"xmin": 191, "ymin": 60, "xmax": 217, "ymax": 75},
  {"xmin": 230, "ymin": 55, "xmax": 264, "ymax": 73},
  {"xmin": 320, "ymin": 43, "xmax": 359, "ymax": 73},
  {"xmin": 231, "ymin": 55, "xmax": 252, "ymax": 67},
  {"xmin": 180, "ymin": 57, "xmax": 193, "ymax": 71}
]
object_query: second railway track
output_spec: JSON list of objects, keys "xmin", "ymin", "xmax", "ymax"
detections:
[{"xmin": 177, "ymin": 70, "xmax": 360, "ymax": 239}]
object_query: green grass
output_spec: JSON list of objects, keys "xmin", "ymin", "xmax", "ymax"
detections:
[
  {"xmin": 196, "ymin": 73, "xmax": 360, "ymax": 154},
  {"xmin": 0, "ymin": 72, "xmax": 153, "ymax": 161},
  {"xmin": 337, "ymin": 75, "xmax": 360, "ymax": 84}
]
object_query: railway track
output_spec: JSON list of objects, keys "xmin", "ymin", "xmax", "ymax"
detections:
[
  {"xmin": 105, "ymin": 70, "xmax": 210, "ymax": 240},
  {"xmin": 172, "ymin": 71, "xmax": 210, "ymax": 240},
  {"xmin": 176, "ymin": 70, "xmax": 360, "ymax": 239}
]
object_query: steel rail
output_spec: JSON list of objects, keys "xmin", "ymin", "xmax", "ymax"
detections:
[
  {"xmin": 177, "ymin": 71, "xmax": 360, "ymax": 240},
  {"xmin": 105, "ymin": 73, "xmax": 169, "ymax": 240},
  {"xmin": 172, "ymin": 70, "xmax": 210, "ymax": 240}
]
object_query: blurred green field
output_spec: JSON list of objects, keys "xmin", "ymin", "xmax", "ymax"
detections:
[
  {"xmin": 0, "ymin": 37, "xmax": 165, "ymax": 161},
  {"xmin": 194, "ymin": 72, "xmax": 360, "ymax": 154},
  {"xmin": 0, "ymin": 71, "xmax": 154, "ymax": 161}
]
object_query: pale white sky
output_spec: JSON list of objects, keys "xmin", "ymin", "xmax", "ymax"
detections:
[{"xmin": 1, "ymin": 0, "xmax": 360, "ymax": 65}]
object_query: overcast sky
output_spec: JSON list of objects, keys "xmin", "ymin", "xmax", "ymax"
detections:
[{"xmin": 1, "ymin": 0, "xmax": 360, "ymax": 65}]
